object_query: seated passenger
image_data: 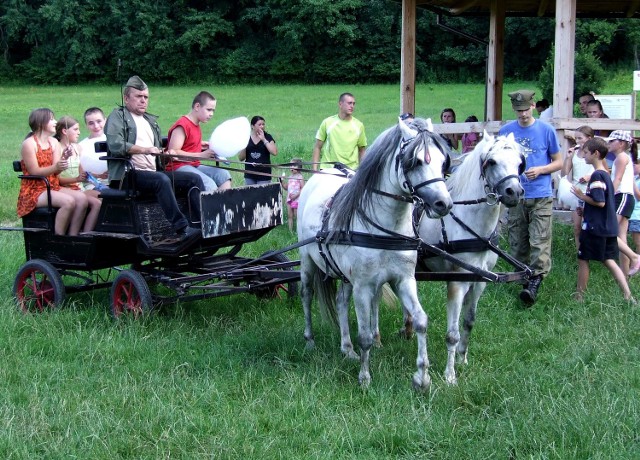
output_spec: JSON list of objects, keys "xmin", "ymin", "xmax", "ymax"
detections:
[
  {"xmin": 78, "ymin": 107, "xmax": 109, "ymax": 190},
  {"xmin": 17, "ymin": 108, "xmax": 89, "ymax": 235},
  {"xmin": 104, "ymin": 76, "xmax": 204, "ymax": 239},
  {"xmin": 55, "ymin": 116, "xmax": 102, "ymax": 232},
  {"xmin": 166, "ymin": 91, "xmax": 232, "ymax": 192}
]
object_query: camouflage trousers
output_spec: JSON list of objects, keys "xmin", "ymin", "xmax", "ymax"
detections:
[{"xmin": 507, "ymin": 197, "xmax": 554, "ymax": 278}]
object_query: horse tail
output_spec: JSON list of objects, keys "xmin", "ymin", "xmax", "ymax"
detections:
[
  {"xmin": 314, "ymin": 271, "xmax": 339, "ymax": 327},
  {"xmin": 381, "ymin": 283, "xmax": 399, "ymax": 309}
]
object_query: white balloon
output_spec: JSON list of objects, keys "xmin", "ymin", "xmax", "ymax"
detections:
[
  {"xmin": 557, "ymin": 176, "xmax": 579, "ymax": 210},
  {"xmin": 208, "ymin": 117, "xmax": 251, "ymax": 159},
  {"xmin": 80, "ymin": 151, "xmax": 108, "ymax": 175}
]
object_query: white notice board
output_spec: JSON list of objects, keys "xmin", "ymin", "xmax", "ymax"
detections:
[{"xmin": 597, "ymin": 95, "xmax": 633, "ymax": 119}]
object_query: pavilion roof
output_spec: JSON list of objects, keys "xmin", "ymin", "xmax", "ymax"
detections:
[{"xmin": 404, "ymin": 0, "xmax": 640, "ymax": 18}]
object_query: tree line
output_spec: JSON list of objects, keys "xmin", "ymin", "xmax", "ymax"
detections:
[{"xmin": 0, "ymin": 0, "xmax": 637, "ymax": 86}]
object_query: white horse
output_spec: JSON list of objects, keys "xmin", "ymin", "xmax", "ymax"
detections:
[
  {"xmin": 414, "ymin": 132, "xmax": 525, "ymax": 384},
  {"xmin": 297, "ymin": 118, "xmax": 453, "ymax": 390}
]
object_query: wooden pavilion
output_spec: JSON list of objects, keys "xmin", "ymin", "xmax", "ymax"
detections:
[{"xmin": 395, "ymin": 0, "xmax": 640, "ymax": 144}]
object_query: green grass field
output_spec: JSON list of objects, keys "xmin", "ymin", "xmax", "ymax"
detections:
[{"xmin": 1, "ymin": 79, "xmax": 639, "ymax": 458}]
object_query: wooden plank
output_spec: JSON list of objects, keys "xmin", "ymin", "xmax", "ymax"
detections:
[
  {"xmin": 400, "ymin": 0, "xmax": 416, "ymax": 116},
  {"xmin": 432, "ymin": 120, "xmax": 509, "ymax": 134},
  {"xmin": 549, "ymin": 118, "xmax": 640, "ymax": 131},
  {"xmin": 552, "ymin": 0, "xmax": 576, "ymax": 120},
  {"xmin": 430, "ymin": 118, "xmax": 640, "ymax": 135},
  {"xmin": 486, "ymin": 0, "xmax": 505, "ymax": 121}
]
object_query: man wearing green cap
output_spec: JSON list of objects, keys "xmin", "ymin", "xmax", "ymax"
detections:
[
  {"xmin": 105, "ymin": 75, "xmax": 203, "ymax": 240},
  {"xmin": 499, "ymin": 89, "xmax": 562, "ymax": 306}
]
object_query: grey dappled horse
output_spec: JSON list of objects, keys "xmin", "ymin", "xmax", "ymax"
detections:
[
  {"xmin": 414, "ymin": 132, "xmax": 525, "ymax": 384},
  {"xmin": 297, "ymin": 118, "xmax": 453, "ymax": 391}
]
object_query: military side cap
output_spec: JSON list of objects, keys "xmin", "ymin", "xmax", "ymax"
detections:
[
  {"xmin": 508, "ymin": 89, "xmax": 535, "ymax": 110},
  {"xmin": 125, "ymin": 75, "xmax": 148, "ymax": 91}
]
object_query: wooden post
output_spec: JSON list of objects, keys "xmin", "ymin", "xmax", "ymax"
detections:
[
  {"xmin": 553, "ymin": 0, "xmax": 576, "ymax": 152},
  {"xmin": 486, "ymin": 0, "xmax": 505, "ymax": 121},
  {"xmin": 400, "ymin": 0, "xmax": 416, "ymax": 116},
  {"xmin": 553, "ymin": 0, "xmax": 576, "ymax": 119}
]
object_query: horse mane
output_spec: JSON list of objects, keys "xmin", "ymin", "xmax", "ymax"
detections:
[
  {"xmin": 329, "ymin": 118, "xmax": 449, "ymax": 233},
  {"xmin": 445, "ymin": 136, "xmax": 490, "ymax": 198}
]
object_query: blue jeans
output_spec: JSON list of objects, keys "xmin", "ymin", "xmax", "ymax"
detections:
[
  {"xmin": 128, "ymin": 170, "xmax": 204, "ymax": 231},
  {"xmin": 177, "ymin": 164, "xmax": 231, "ymax": 191},
  {"xmin": 244, "ymin": 177, "xmax": 272, "ymax": 186}
]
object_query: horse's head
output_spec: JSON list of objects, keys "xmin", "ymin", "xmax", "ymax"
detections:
[
  {"xmin": 397, "ymin": 118, "xmax": 453, "ymax": 218},
  {"xmin": 477, "ymin": 131, "xmax": 525, "ymax": 207}
]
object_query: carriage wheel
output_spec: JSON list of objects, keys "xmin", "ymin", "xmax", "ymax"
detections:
[
  {"xmin": 110, "ymin": 270, "xmax": 153, "ymax": 319},
  {"xmin": 13, "ymin": 259, "xmax": 65, "ymax": 313},
  {"xmin": 254, "ymin": 252, "xmax": 299, "ymax": 299}
]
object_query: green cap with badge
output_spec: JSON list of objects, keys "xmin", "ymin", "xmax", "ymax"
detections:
[
  {"xmin": 125, "ymin": 75, "xmax": 148, "ymax": 91},
  {"xmin": 508, "ymin": 89, "xmax": 535, "ymax": 110}
]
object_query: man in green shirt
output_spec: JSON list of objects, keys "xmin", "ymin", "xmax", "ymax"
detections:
[{"xmin": 312, "ymin": 92, "xmax": 367, "ymax": 171}]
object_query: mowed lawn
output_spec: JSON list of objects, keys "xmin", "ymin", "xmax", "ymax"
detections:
[{"xmin": 0, "ymin": 81, "xmax": 639, "ymax": 458}]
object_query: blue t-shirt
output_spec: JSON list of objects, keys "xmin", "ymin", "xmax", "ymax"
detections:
[
  {"xmin": 582, "ymin": 169, "xmax": 618, "ymax": 237},
  {"xmin": 499, "ymin": 120, "xmax": 560, "ymax": 198}
]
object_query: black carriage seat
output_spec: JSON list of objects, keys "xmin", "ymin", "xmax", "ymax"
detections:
[
  {"xmin": 14, "ymin": 159, "xmax": 57, "ymax": 231},
  {"xmin": 93, "ymin": 137, "xmax": 171, "ymax": 200},
  {"xmin": 92, "ymin": 138, "xmax": 199, "ymax": 244}
]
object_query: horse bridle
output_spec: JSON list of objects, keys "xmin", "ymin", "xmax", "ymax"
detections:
[
  {"xmin": 376, "ymin": 133, "xmax": 448, "ymax": 207},
  {"xmin": 475, "ymin": 142, "xmax": 524, "ymax": 206},
  {"xmin": 316, "ymin": 131, "xmax": 447, "ymax": 280}
]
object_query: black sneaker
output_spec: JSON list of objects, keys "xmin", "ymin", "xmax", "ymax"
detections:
[{"xmin": 519, "ymin": 275, "xmax": 542, "ymax": 306}]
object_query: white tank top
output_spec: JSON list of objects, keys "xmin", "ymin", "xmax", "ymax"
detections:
[{"xmin": 611, "ymin": 152, "xmax": 634, "ymax": 195}]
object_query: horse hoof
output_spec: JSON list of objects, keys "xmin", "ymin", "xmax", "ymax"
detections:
[
  {"xmin": 456, "ymin": 350, "xmax": 468, "ymax": 365},
  {"xmin": 398, "ymin": 328, "xmax": 413, "ymax": 340},
  {"xmin": 358, "ymin": 372, "xmax": 371, "ymax": 388},
  {"xmin": 412, "ymin": 372, "xmax": 431, "ymax": 392},
  {"xmin": 445, "ymin": 374, "xmax": 457, "ymax": 385},
  {"xmin": 305, "ymin": 340, "xmax": 315, "ymax": 351},
  {"xmin": 373, "ymin": 339, "xmax": 383, "ymax": 349},
  {"xmin": 344, "ymin": 349, "xmax": 359, "ymax": 360}
]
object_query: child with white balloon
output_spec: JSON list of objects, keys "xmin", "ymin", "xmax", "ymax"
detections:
[
  {"xmin": 559, "ymin": 125, "xmax": 595, "ymax": 249},
  {"xmin": 54, "ymin": 116, "xmax": 102, "ymax": 232},
  {"xmin": 78, "ymin": 107, "xmax": 109, "ymax": 190}
]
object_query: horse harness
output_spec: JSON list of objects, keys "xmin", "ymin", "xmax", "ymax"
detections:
[
  {"xmin": 315, "ymin": 134, "xmax": 446, "ymax": 283},
  {"xmin": 419, "ymin": 143, "xmax": 527, "ymax": 272}
]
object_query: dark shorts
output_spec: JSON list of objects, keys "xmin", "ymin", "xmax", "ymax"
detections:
[
  {"xmin": 615, "ymin": 193, "xmax": 635, "ymax": 219},
  {"xmin": 577, "ymin": 232, "xmax": 619, "ymax": 261}
]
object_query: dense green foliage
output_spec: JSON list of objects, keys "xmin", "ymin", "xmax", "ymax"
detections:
[
  {"xmin": 1, "ymin": 1, "xmax": 638, "ymax": 84},
  {"xmin": 536, "ymin": 19, "xmax": 640, "ymax": 111}
]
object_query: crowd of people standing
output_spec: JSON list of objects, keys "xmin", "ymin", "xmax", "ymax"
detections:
[{"xmin": 15, "ymin": 79, "xmax": 639, "ymax": 304}]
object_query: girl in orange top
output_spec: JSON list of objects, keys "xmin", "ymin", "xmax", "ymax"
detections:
[{"xmin": 17, "ymin": 108, "xmax": 89, "ymax": 235}]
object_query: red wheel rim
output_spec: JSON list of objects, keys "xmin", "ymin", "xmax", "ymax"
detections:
[
  {"xmin": 112, "ymin": 279, "xmax": 144, "ymax": 317},
  {"xmin": 16, "ymin": 270, "xmax": 56, "ymax": 313}
]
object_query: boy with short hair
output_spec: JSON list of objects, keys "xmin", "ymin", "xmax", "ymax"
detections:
[
  {"xmin": 166, "ymin": 91, "xmax": 232, "ymax": 192},
  {"xmin": 571, "ymin": 137, "xmax": 634, "ymax": 302},
  {"xmin": 78, "ymin": 107, "xmax": 108, "ymax": 189}
]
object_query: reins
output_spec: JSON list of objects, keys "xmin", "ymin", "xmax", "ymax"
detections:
[
  {"xmin": 157, "ymin": 152, "xmax": 347, "ymax": 181},
  {"xmin": 423, "ymin": 148, "xmax": 530, "ymax": 278}
]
